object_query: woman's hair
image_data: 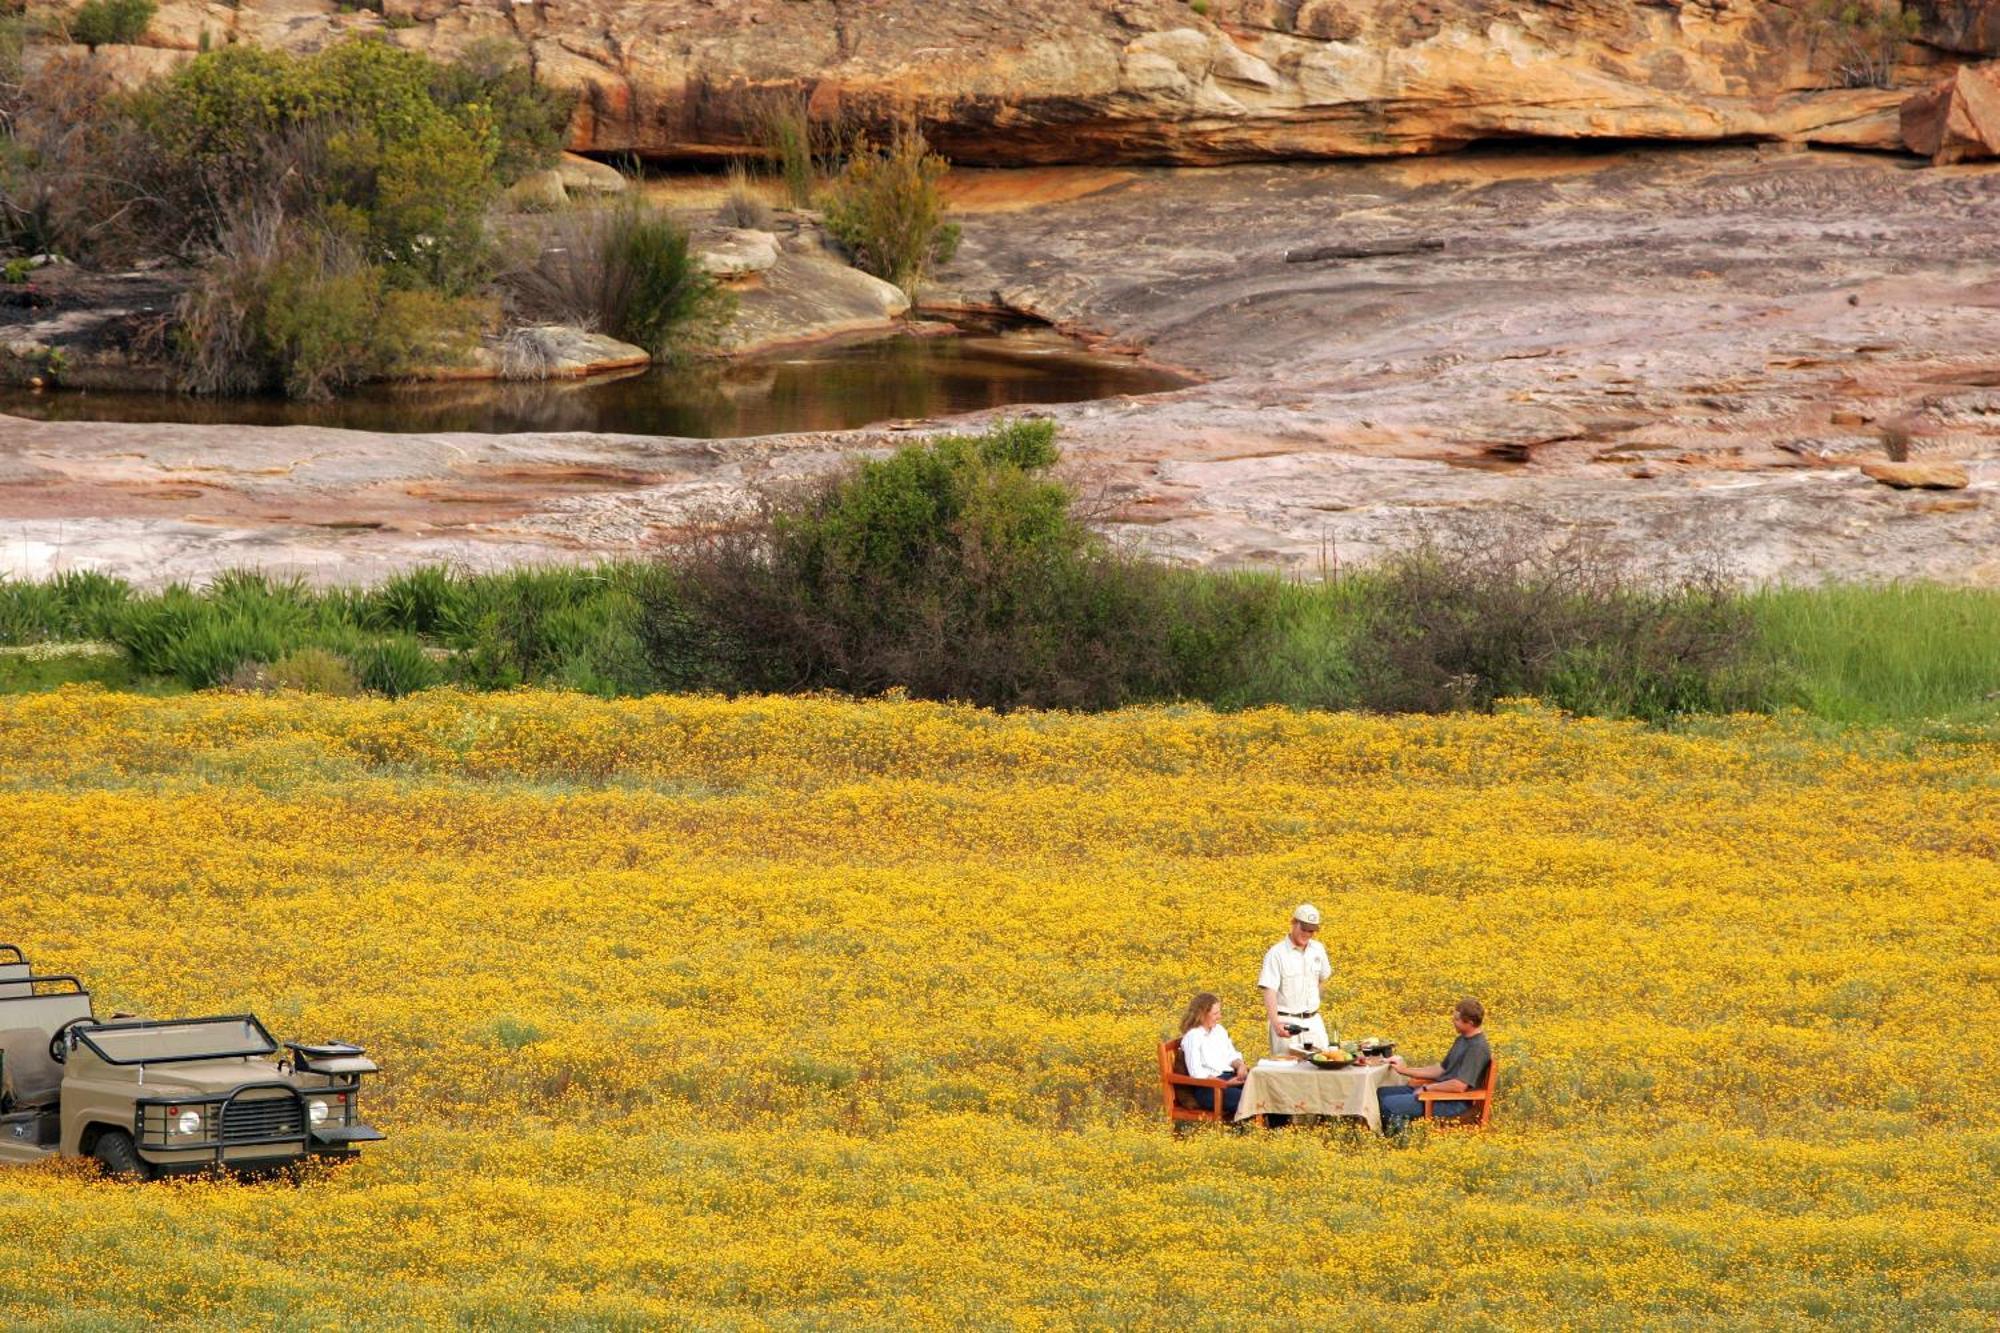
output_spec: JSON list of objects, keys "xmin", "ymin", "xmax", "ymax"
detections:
[{"xmin": 1179, "ymin": 991, "xmax": 1220, "ymax": 1035}]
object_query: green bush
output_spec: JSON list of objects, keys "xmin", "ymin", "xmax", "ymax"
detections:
[
  {"xmin": 0, "ymin": 569, "xmax": 132, "ymax": 644},
  {"xmin": 173, "ymin": 214, "xmax": 486, "ymax": 400},
  {"xmin": 120, "ymin": 39, "xmax": 513, "ymax": 285},
  {"xmin": 502, "ymin": 203, "xmax": 732, "ymax": 360},
  {"xmin": 352, "ymin": 635, "xmax": 440, "ymax": 697},
  {"xmin": 821, "ymin": 123, "xmax": 960, "ymax": 299},
  {"xmin": 675, "ymin": 420, "xmax": 1275, "ymax": 710},
  {"xmin": 426, "ymin": 37, "xmax": 569, "ymax": 184},
  {"xmin": 70, "ymin": 0, "xmax": 154, "ymax": 48},
  {"xmin": 598, "ymin": 205, "xmax": 732, "ymax": 358}
]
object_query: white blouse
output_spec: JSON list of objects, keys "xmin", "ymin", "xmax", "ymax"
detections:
[{"xmin": 1180, "ymin": 1022, "xmax": 1245, "ymax": 1079}]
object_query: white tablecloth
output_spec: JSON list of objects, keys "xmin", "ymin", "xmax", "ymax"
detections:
[{"xmin": 1235, "ymin": 1058, "xmax": 1406, "ymax": 1131}]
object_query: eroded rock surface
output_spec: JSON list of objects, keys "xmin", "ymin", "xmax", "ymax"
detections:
[
  {"xmin": 44, "ymin": 0, "xmax": 1999, "ymax": 164},
  {"xmin": 5, "ymin": 148, "xmax": 1998, "ymax": 588}
]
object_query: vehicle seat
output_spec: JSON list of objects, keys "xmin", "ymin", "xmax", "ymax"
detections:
[{"xmin": 0, "ymin": 1026, "xmax": 66, "ymax": 1107}]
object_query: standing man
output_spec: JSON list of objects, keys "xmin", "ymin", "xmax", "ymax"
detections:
[{"xmin": 1258, "ymin": 904, "xmax": 1332, "ymax": 1056}]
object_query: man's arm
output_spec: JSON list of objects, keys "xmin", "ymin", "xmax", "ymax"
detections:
[
  {"xmin": 1388, "ymin": 1055, "xmax": 1446, "ymax": 1080},
  {"xmin": 1262, "ymin": 986, "xmax": 1286, "ymax": 1038}
]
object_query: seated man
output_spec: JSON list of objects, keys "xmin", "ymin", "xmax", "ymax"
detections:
[{"xmin": 1378, "ymin": 997, "xmax": 1489, "ymax": 1133}]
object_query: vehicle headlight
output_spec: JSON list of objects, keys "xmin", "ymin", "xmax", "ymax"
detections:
[
  {"xmin": 307, "ymin": 1098, "xmax": 330, "ymax": 1126},
  {"xmin": 173, "ymin": 1109, "xmax": 203, "ymax": 1136}
]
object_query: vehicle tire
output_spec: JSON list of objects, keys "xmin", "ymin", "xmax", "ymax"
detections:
[{"xmin": 91, "ymin": 1129, "xmax": 153, "ymax": 1181}]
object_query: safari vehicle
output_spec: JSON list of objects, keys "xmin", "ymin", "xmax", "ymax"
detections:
[{"xmin": 0, "ymin": 946, "xmax": 384, "ymax": 1178}]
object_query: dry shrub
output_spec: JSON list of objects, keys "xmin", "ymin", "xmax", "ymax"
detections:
[
  {"xmin": 744, "ymin": 90, "xmax": 842, "ymax": 208},
  {"xmin": 172, "ymin": 205, "xmax": 486, "ymax": 400},
  {"xmin": 1347, "ymin": 525, "xmax": 1770, "ymax": 721},
  {"xmin": 267, "ymin": 646, "xmax": 360, "ymax": 696},
  {"xmin": 821, "ymin": 121, "xmax": 959, "ymax": 299},
  {"xmin": 717, "ymin": 159, "xmax": 773, "ymax": 230},
  {"xmin": 0, "ymin": 54, "xmax": 127, "ymax": 258}
]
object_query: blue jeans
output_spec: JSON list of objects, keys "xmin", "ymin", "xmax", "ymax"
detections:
[
  {"xmin": 1190, "ymin": 1083, "xmax": 1244, "ymax": 1120},
  {"xmin": 1378, "ymin": 1085, "xmax": 1467, "ymax": 1132}
]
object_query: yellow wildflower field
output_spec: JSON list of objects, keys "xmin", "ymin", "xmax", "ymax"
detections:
[{"xmin": 1, "ymin": 688, "xmax": 1996, "ymax": 1328}]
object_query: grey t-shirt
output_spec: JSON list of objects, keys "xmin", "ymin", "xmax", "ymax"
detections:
[{"xmin": 1438, "ymin": 1031, "xmax": 1490, "ymax": 1091}]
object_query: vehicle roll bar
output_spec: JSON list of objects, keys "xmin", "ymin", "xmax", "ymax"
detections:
[{"xmin": 0, "ymin": 974, "xmax": 87, "ymax": 999}]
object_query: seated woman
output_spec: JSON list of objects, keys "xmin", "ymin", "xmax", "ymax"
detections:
[
  {"xmin": 1379, "ymin": 997, "xmax": 1490, "ymax": 1133},
  {"xmin": 1177, "ymin": 991, "xmax": 1248, "ymax": 1119}
]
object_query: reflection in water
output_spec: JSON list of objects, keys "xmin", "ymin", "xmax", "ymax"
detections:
[{"xmin": 0, "ymin": 324, "xmax": 1188, "ymax": 438}]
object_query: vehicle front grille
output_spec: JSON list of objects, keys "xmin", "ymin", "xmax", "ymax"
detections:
[{"xmin": 220, "ymin": 1094, "xmax": 303, "ymax": 1143}]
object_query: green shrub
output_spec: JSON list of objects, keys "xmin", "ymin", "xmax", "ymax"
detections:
[
  {"xmin": 120, "ymin": 39, "xmax": 505, "ymax": 284},
  {"xmin": 352, "ymin": 635, "xmax": 440, "ymax": 697},
  {"xmin": 426, "ymin": 38, "xmax": 569, "ymax": 184},
  {"xmin": 598, "ymin": 205, "xmax": 732, "ymax": 358},
  {"xmin": 173, "ymin": 212, "xmax": 485, "ymax": 400},
  {"xmin": 675, "ymin": 419, "xmax": 1274, "ymax": 710},
  {"xmin": 363, "ymin": 565, "xmax": 462, "ymax": 636},
  {"xmin": 0, "ymin": 569, "xmax": 133, "ymax": 644},
  {"xmin": 70, "ymin": 0, "xmax": 154, "ymax": 48},
  {"xmin": 821, "ymin": 123, "xmax": 959, "ymax": 299},
  {"xmin": 502, "ymin": 203, "xmax": 732, "ymax": 360}
]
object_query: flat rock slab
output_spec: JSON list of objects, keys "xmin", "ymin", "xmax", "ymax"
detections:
[
  {"xmin": 1860, "ymin": 460, "xmax": 1971, "ymax": 489},
  {"xmin": 719, "ymin": 253, "xmax": 910, "ymax": 356},
  {"xmin": 6, "ymin": 148, "xmax": 2000, "ymax": 587}
]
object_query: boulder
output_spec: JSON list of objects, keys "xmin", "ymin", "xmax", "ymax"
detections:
[
  {"xmin": 1860, "ymin": 460, "xmax": 1971, "ymax": 490},
  {"xmin": 505, "ymin": 169, "xmax": 569, "ymax": 213},
  {"xmin": 698, "ymin": 229, "xmax": 781, "ymax": 280},
  {"xmin": 719, "ymin": 253, "xmax": 910, "ymax": 356},
  {"xmin": 472, "ymin": 326, "xmax": 650, "ymax": 381},
  {"xmin": 1901, "ymin": 63, "xmax": 2000, "ymax": 164},
  {"xmin": 556, "ymin": 153, "xmax": 627, "ymax": 196}
]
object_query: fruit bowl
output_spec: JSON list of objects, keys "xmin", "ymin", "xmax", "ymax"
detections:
[{"xmin": 1308, "ymin": 1049, "xmax": 1355, "ymax": 1069}]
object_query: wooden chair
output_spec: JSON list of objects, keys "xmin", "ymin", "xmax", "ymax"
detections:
[
  {"xmin": 1158, "ymin": 1037, "xmax": 1233, "ymax": 1127},
  {"xmin": 1412, "ymin": 1054, "xmax": 1497, "ymax": 1129}
]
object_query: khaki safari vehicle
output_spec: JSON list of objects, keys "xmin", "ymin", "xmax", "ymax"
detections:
[{"xmin": 0, "ymin": 945, "xmax": 383, "ymax": 1178}]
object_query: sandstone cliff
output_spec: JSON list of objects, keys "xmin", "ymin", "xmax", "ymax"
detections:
[{"xmin": 63, "ymin": 0, "xmax": 2000, "ymax": 165}]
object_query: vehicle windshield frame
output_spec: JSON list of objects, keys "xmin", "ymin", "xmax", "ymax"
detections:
[{"xmin": 73, "ymin": 1014, "xmax": 279, "ymax": 1065}]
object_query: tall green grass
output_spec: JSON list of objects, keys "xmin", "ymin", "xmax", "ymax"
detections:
[
  {"xmin": 0, "ymin": 564, "xmax": 673, "ymax": 697},
  {"xmin": 1749, "ymin": 583, "xmax": 2000, "ymax": 725}
]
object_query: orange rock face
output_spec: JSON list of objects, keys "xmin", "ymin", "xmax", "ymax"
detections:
[
  {"xmin": 75, "ymin": 0, "xmax": 1993, "ymax": 164},
  {"xmin": 1902, "ymin": 62, "xmax": 2000, "ymax": 163}
]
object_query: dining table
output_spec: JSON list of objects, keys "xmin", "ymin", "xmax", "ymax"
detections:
[{"xmin": 1234, "ymin": 1056, "xmax": 1407, "ymax": 1131}]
